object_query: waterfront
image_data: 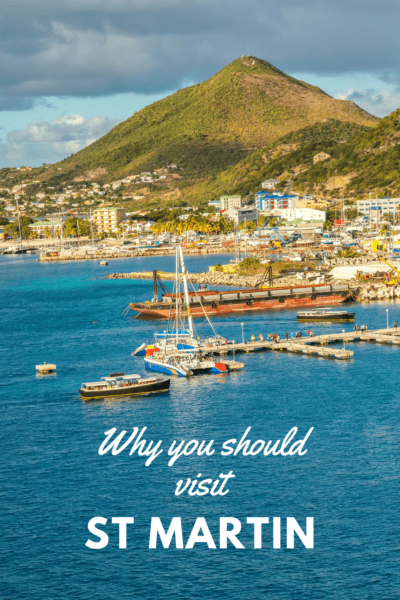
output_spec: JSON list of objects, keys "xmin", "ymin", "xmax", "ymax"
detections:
[{"xmin": 2, "ymin": 253, "xmax": 400, "ymax": 599}]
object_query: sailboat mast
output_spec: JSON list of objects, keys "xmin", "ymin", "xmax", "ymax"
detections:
[
  {"xmin": 175, "ymin": 246, "xmax": 179, "ymax": 344},
  {"xmin": 178, "ymin": 245, "xmax": 194, "ymax": 337},
  {"xmin": 15, "ymin": 197, "xmax": 22, "ymax": 244}
]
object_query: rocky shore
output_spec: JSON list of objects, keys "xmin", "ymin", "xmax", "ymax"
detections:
[
  {"xmin": 108, "ymin": 270, "xmax": 266, "ymax": 288},
  {"xmin": 108, "ymin": 251, "xmax": 400, "ymax": 302},
  {"xmin": 323, "ymin": 254, "xmax": 387, "ymax": 268},
  {"xmin": 356, "ymin": 284, "xmax": 400, "ymax": 301}
]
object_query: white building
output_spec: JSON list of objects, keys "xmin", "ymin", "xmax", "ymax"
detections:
[
  {"xmin": 222, "ymin": 206, "xmax": 257, "ymax": 225},
  {"xmin": 281, "ymin": 208, "xmax": 326, "ymax": 222},
  {"xmin": 220, "ymin": 195, "xmax": 242, "ymax": 210},
  {"xmin": 261, "ymin": 178, "xmax": 280, "ymax": 190},
  {"xmin": 357, "ymin": 198, "xmax": 400, "ymax": 215}
]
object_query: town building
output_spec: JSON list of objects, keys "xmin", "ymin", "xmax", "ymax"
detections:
[
  {"xmin": 93, "ymin": 207, "xmax": 126, "ymax": 233},
  {"xmin": 29, "ymin": 219, "xmax": 62, "ymax": 237},
  {"xmin": 313, "ymin": 152, "xmax": 331, "ymax": 164},
  {"xmin": 281, "ymin": 208, "xmax": 326, "ymax": 222},
  {"xmin": 255, "ymin": 192, "xmax": 297, "ymax": 212},
  {"xmin": 261, "ymin": 178, "xmax": 280, "ymax": 190},
  {"xmin": 356, "ymin": 198, "xmax": 400, "ymax": 216},
  {"xmin": 208, "ymin": 200, "xmax": 221, "ymax": 209},
  {"xmin": 222, "ymin": 206, "xmax": 257, "ymax": 225},
  {"xmin": 220, "ymin": 195, "xmax": 242, "ymax": 210}
]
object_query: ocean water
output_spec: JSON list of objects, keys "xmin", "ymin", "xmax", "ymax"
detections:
[{"xmin": 1, "ymin": 254, "xmax": 400, "ymax": 599}]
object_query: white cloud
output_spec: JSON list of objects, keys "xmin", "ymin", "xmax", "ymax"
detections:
[
  {"xmin": 0, "ymin": 114, "xmax": 121, "ymax": 166},
  {"xmin": 335, "ymin": 89, "xmax": 400, "ymax": 118}
]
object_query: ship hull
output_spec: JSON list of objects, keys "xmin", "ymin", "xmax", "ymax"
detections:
[{"xmin": 131, "ymin": 288, "xmax": 352, "ymax": 319}]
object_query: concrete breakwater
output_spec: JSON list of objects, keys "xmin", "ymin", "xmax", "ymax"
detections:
[
  {"xmin": 39, "ymin": 246, "xmax": 233, "ymax": 262},
  {"xmin": 357, "ymin": 284, "xmax": 400, "ymax": 302},
  {"xmin": 108, "ymin": 270, "xmax": 277, "ymax": 288},
  {"xmin": 324, "ymin": 254, "xmax": 387, "ymax": 268}
]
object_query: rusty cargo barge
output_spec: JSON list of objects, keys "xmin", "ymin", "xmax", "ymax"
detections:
[{"xmin": 130, "ymin": 283, "xmax": 353, "ymax": 319}]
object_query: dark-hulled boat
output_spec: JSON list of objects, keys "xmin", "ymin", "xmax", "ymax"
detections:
[
  {"xmin": 79, "ymin": 372, "xmax": 170, "ymax": 399},
  {"xmin": 297, "ymin": 309, "xmax": 355, "ymax": 322}
]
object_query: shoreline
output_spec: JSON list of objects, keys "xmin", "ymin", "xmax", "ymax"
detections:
[{"xmin": 107, "ymin": 270, "xmax": 400, "ymax": 302}]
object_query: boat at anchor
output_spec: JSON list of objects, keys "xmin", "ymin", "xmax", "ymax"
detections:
[{"xmin": 297, "ymin": 309, "xmax": 355, "ymax": 322}]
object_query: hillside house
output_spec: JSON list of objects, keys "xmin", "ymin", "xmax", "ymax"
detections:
[{"xmin": 261, "ymin": 178, "xmax": 280, "ymax": 190}]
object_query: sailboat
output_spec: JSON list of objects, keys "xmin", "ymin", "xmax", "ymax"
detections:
[
  {"xmin": 132, "ymin": 245, "xmax": 229, "ymax": 356},
  {"xmin": 140, "ymin": 246, "xmax": 243, "ymax": 377}
]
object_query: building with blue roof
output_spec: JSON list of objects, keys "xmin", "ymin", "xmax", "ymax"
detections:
[{"xmin": 255, "ymin": 191, "xmax": 298, "ymax": 212}]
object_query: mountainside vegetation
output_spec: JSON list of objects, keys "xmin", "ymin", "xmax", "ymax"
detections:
[
  {"xmin": 178, "ymin": 119, "xmax": 372, "ymax": 204},
  {"xmin": 7, "ymin": 55, "xmax": 400, "ymax": 210},
  {"xmin": 205, "ymin": 107, "xmax": 400, "ymax": 201},
  {"xmin": 36, "ymin": 56, "xmax": 377, "ymax": 187}
]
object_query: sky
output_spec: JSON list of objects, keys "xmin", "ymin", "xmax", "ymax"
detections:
[{"xmin": 1, "ymin": 0, "xmax": 400, "ymax": 168}]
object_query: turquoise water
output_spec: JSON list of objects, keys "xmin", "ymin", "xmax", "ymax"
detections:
[{"xmin": 1, "ymin": 254, "xmax": 400, "ymax": 599}]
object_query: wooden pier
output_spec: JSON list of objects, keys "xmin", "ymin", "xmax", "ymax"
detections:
[{"xmin": 197, "ymin": 327, "xmax": 400, "ymax": 361}]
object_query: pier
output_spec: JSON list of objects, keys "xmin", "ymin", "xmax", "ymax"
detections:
[{"xmin": 197, "ymin": 327, "xmax": 400, "ymax": 361}]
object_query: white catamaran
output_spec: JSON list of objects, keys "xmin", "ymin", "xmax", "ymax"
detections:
[{"xmin": 137, "ymin": 246, "xmax": 243, "ymax": 377}]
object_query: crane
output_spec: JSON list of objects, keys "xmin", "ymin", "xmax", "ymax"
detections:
[{"xmin": 379, "ymin": 258, "xmax": 400, "ymax": 285}]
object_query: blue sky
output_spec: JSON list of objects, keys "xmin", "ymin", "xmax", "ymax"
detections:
[{"xmin": 1, "ymin": 0, "xmax": 400, "ymax": 168}]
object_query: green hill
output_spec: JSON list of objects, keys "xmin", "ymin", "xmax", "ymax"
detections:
[
  {"xmin": 39, "ymin": 56, "xmax": 377, "ymax": 187},
  {"xmin": 179, "ymin": 119, "xmax": 373, "ymax": 203},
  {"xmin": 207, "ymin": 107, "xmax": 400, "ymax": 200},
  {"xmin": 291, "ymin": 108, "xmax": 400, "ymax": 197}
]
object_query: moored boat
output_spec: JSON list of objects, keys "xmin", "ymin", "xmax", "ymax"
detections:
[
  {"xmin": 297, "ymin": 309, "xmax": 355, "ymax": 322},
  {"xmin": 144, "ymin": 352, "xmax": 243, "ymax": 377},
  {"xmin": 79, "ymin": 372, "xmax": 170, "ymax": 399}
]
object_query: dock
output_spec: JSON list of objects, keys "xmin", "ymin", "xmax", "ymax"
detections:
[{"xmin": 197, "ymin": 327, "xmax": 400, "ymax": 361}]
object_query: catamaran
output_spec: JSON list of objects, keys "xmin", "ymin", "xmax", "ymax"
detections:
[
  {"xmin": 132, "ymin": 245, "xmax": 230, "ymax": 357},
  {"xmin": 136, "ymin": 246, "xmax": 243, "ymax": 377}
]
